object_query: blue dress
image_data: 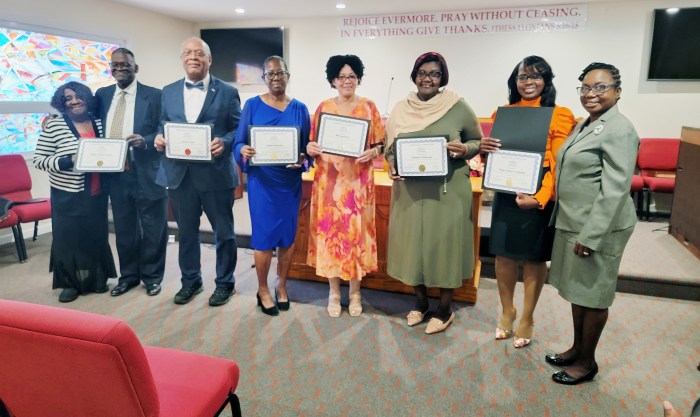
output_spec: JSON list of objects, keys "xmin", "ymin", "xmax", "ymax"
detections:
[{"xmin": 233, "ymin": 96, "xmax": 311, "ymax": 250}]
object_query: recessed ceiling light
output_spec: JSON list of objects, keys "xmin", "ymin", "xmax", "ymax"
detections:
[
  {"xmin": 235, "ymin": 8, "xmax": 245, "ymax": 14},
  {"xmin": 336, "ymin": 3, "xmax": 346, "ymax": 9}
]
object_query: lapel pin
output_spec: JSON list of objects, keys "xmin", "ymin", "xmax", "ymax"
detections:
[{"xmin": 594, "ymin": 125, "xmax": 604, "ymax": 135}]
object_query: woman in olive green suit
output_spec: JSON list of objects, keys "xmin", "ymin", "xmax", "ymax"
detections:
[{"xmin": 545, "ymin": 62, "xmax": 639, "ymax": 385}]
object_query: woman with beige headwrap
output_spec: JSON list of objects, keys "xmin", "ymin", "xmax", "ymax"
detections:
[{"xmin": 385, "ymin": 52, "xmax": 484, "ymax": 334}]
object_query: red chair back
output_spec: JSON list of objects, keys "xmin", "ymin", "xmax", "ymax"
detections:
[
  {"xmin": 0, "ymin": 299, "xmax": 160, "ymax": 417},
  {"xmin": 637, "ymin": 138, "xmax": 680, "ymax": 171},
  {"xmin": 0, "ymin": 154, "xmax": 33, "ymax": 201}
]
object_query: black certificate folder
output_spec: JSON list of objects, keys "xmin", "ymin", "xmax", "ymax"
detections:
[{"xmin": 490, "ymin": 106, "xmax": 554, "ymax": 153}]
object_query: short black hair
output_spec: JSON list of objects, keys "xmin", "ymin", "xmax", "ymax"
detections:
[
  {"xmin": 410, "ymin": 52, "xmax": 449, "ymax": 87},
  {"xmin": 50, "ymin": 81, "xmax": 96, "ymax": 115},
  {"xmin": 507, "ymin": 55, "xmax": 557, "ymax": 107},
  {"xmin": 325, "ymin": 55, "xmax": 364, "ymax": 87},
  {"xmin": 111, "ymin": 47, "xmax": 135, "ymax": 59},
  {"xmin": 578, "ymin": 62, "xmax": 621, "ymax": 86},
  {"xmin": 263, "ymin": 55, "xmax": 288, "ymax": 71}
]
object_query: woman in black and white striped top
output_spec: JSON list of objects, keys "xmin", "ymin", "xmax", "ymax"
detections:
[{"xmin": 33, "ymin": 81, "xmax": 116, "ymax": 303}]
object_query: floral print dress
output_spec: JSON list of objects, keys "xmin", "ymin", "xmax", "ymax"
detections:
[{"xmin": 307, "ymin": 97, "xmax": 384, "ymax": 280}]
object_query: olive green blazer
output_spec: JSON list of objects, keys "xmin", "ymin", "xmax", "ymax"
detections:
[{"xmin": 552, "ymin": 104, "xmax": 640, "ymax": 251}]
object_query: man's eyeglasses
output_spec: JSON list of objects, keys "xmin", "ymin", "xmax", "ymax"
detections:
[
  {"xmin": 181, "ymin": 50, "xmax": 207, "ymax": 59},
  {"xmin": 576, "ymin": 84, "xmax": 619, "ymax": 96},
  {"xmin": 516, "ymin": 74, "xmax": 543, "ymax": 82},
  {"xmin": 263, "ymin": 71, "xmax": 289, "ymax": 80},
  {"xmin": 110, "ymin": 62, "xmax": 133, "ymax": 69},
  {"xmin": 416, "ymin": 70, "xmax": 442, "ymax": 80},
  {"xmin": 336, "ymin": 74, "xmax": 358, "ymax": 83}
]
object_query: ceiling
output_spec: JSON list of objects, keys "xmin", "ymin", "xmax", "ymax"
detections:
[{"xmin": 110, "ymin": 0, "xmax": 617, "ymax": 23}]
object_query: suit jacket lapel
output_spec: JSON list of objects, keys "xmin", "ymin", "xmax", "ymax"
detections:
[
  {"xmin": 173, "ymin": 79, "xmax": 186, "ymax": 121},
  {"xmin": 134, "ymin": 82, "xmax": 147, "ymax": 134},
  {"xmin": 102, "ymin": 85, "xmax": 116, "ymax": 121},
  {"xmin": 196, "ymin": 76, "xmax": 220, "ymax": 123}
]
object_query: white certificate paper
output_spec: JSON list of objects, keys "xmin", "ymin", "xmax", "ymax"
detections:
[
  {"xmin": 316, "ymin": 113, "xmax": 369, "ymax": 157},
  {"xmin": 483, "ymin": 150, "xmax": 543, "ymax": 194},
  {"xmin": 249, "ymin": 126, "xmax": 299, "ymax": 165},
  {"xmin": 164, "ymin": 122, "xmax": 212, "ymax": 162},
  {"xmin": 74, "ymin": 138, "xmax": 128, "ymax": 172},
  {"xmin": 396, "ymin": 136, "xmax": 448, "ymax": 176}
]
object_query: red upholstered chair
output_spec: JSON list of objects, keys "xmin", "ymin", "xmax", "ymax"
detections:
[
  {"xmin": 0, "ymin": 299, "xmax": 242, "ymax": 417},
  {"xmin": 637, "ymin": 138, "xmax": 680, "ymax": 219},
  {"xmin": 0, "ymin": 210, "xmax": 27, "ymax": 262},
  {"xmin": 478, "ymin": 118, "xmax": 493, "ymax": 137},
  {"xmin": 630, "ymin": 173, "xmax": 645, "ymax": 219},
  {"xmin": 0, "ymin": 154, "xmax": 51, "ymax": 247}
]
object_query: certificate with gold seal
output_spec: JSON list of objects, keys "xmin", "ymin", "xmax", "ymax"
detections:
[
  {"xmin": 74, "ymin": 138, "xmax": 128, "ymax": 172},
  {"xmin": 164, "ymin": 122, "xmax": 212, "ymax": 162},
  {"xmin": 249, "ymin": 126, "xmax": 299, "ymax": 165},
  {"xmin": 395, "ymin": 136, "xmax": 448, "ymax": 177},
  {"xmin": 316, "ymin": 113, "xmax": 369, "ymax": 158},
  {"xmin": 483, "ymin": 150, "xmax": 542, "ymax": 194}
]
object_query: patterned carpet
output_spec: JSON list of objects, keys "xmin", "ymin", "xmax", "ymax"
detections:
[{"xmin": 0, "ymin": 237, "xmax": 698, "ymax": 417}]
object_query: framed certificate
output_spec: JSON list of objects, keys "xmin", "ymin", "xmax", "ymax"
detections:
[
  {"xmin": 249, "ymin": 126, "xmax": 299, "ymax": 165},
  {"xmin": 395, "ymin": 136, "xmax": 448, "ymax": 177},
  {"xmin": 482, "ymin": 150, "xmax": 543, "ymax": 194},
  {"xmin": 164, "ymin": 122, "xmax": 212, "ymax": 162},
  {"xmin": 316, "ymin": 113, "xmax": 369, "ymax": 158},
  {"xmin": 74, "ymin": 138, "xmax": 128, "ymax": 172}
]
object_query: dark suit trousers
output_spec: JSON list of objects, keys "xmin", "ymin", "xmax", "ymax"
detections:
[
  {"xmin": 111, "ymin": 173, "xmax": 168, "ymax": 286},
  {"xmin": 168, "ymin": 172, "xmax": 236, "ymax": 289}
]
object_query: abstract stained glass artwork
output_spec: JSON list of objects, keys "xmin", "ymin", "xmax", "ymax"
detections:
[
  {"xmin": 0, "ymin": 27, "xmax": 119, "ymax": 153},
  {"xmin": 0, "ymin": 113, "xmax": 48, "ymax": 154}
]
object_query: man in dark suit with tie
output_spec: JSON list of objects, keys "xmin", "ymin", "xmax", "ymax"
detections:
[
  {"xmin": 154, "ymin": 37, "xmax": 241, "ymax": 307},
  {"xmin": 96, "ymin": 48, "xmax": 167, "ymax": 297}
]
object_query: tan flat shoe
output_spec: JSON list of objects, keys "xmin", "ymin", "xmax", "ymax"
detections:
[
  {"xmin": 425, "ymin": 313, "xmax": 455, "ymax": 334},
  {"xmin": 406, "ymin": 310, "xmax": 427, "ymax": 327}
]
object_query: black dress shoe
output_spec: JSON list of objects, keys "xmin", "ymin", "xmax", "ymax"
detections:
[
  {"xmin": 552, "ymin": 364, "xmax": 598, "ymax": 385},
  {"xmin": 209, "ymin": 286, "xmax": 235, "ymax": 307},
  {"xmin": 545, "ymin": 353, "xmax": 577, "ymax": 367},
  {"xmin": 275, "ymin": 289, "xmax": 290, "ymax": 311},
  {"xmin": 58, "ymin": 288, "xmax": 79, "ymax": 303},
  {"xmin": 174, "ymin": 283, "xmax": 203, "ymax": 305},
  {"xmin": 257, "ymin": 293, "xmax": 280, "ymax": 316},
  {"xmin": 111, "ymin": 282, "xmax": 138, "ymax": 297},
  {"xmin": 146, "ymin": 283, "xmax": 161, "ymax": 296}
]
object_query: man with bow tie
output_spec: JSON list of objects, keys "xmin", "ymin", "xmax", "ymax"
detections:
[{"xmin": 154, "ymin": 37, "xmax": 241, "ymax": 307}]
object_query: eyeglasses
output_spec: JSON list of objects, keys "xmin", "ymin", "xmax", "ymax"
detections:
[
  {"xmin": 576, "ymin": 84, "xmax": 619, "ymax": 96},
  {"xmin": 336, "ymin": 74, "xmax": 358, "ymax": 83},
  {"xmin": 416, "ymin": 70, "xmax": 442, "ymax": 80},
  {"xmin": 181, "ymin": 50, "xmax": 207, "ymax": 59},
  {"xmin": 110, "ymin": 62, "xmax": 133, "ymax": 69},
  {"xmin": 515, "ymin": 73, "xmax": 543, "ymax": 82},
  {"xmin": 263, "ymin": 71, "xmax": 289, "ymax": 80}
]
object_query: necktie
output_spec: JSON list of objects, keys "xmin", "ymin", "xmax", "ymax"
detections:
[
  {"xmin": 185, "ymin": 81, "xmax": 205, "ymax": 90},
  {"xmin": 110, "ymin": 91, "xmax": 126, "ymax": 138},
  {"xmin": 109, "ymin": 91, "xmax": 129, "ymax": 170}
]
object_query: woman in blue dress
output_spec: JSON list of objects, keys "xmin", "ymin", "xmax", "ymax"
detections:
[{"xmin": 234, "ymin": 56, "xmax": 310, "ymax": 316}]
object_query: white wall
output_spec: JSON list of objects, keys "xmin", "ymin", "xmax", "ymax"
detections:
[
  {"xmin": 2, "ymin": 0, "xmax": 196, "ymax": 243},
  {"xmin": 201, "ymin": 0, "xmax": 700, "ymax": 138}
]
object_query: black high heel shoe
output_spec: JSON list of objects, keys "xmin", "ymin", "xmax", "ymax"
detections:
[
  {"xmin": 275, "ymin": 287, "xmax": 290, "ymax": 311},
  {"xmin": 257, "ymin": 293, "xmax": 279, "ymax": 316}
]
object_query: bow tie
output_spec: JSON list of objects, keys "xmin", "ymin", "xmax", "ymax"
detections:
[{"xmin": 185, "ymin": 81, "xmax": 204, "ymax": 90}]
